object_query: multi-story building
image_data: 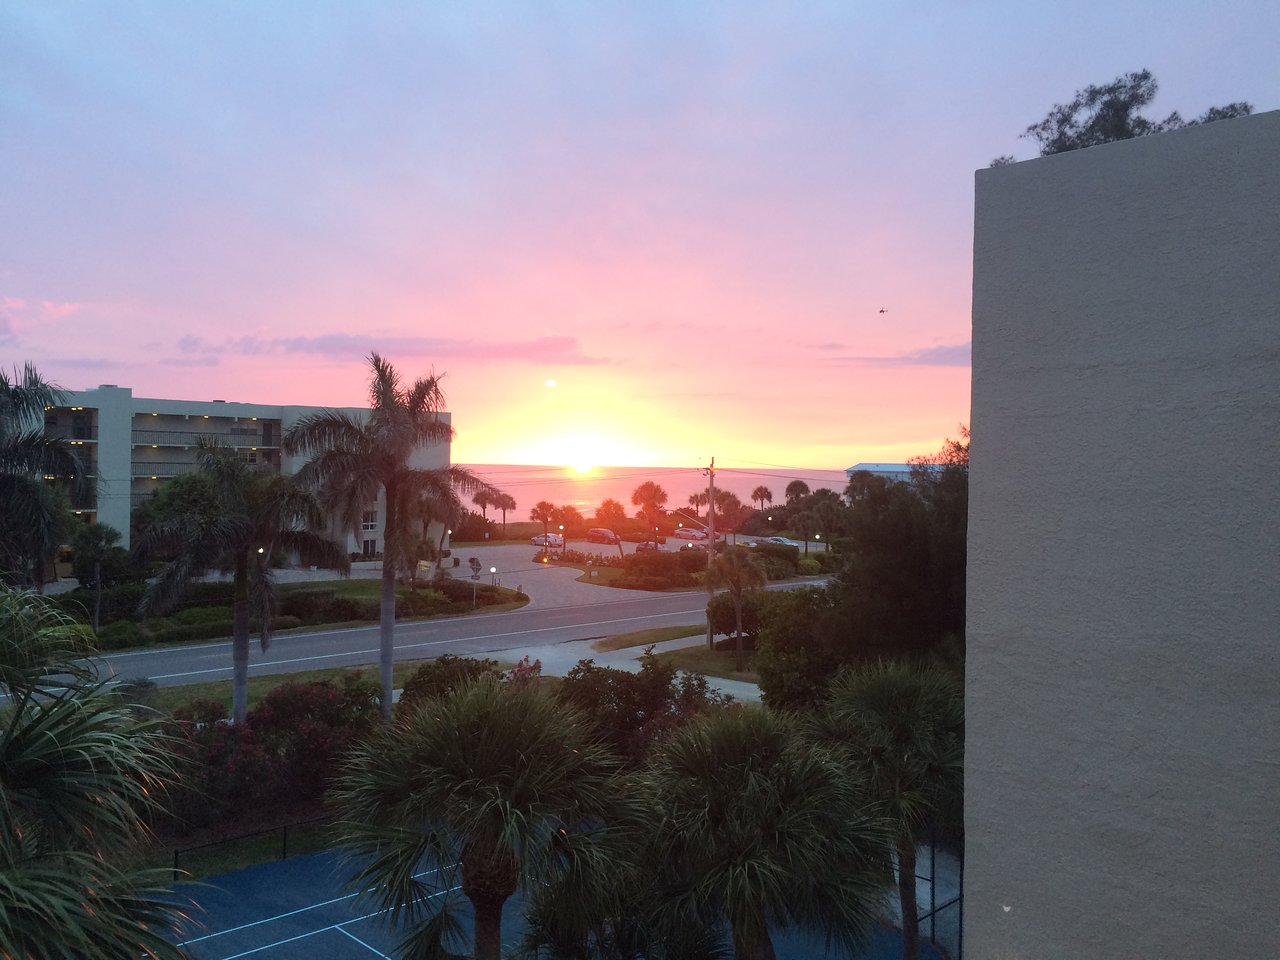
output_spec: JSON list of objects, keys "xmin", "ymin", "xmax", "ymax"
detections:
[
  {"xmin": 43, "ymin": 384, "xmax": 451, "ymax": 551},
  {"xmin": 967, "ymin": 111, "xmax": 1278, "ymax": 957}
]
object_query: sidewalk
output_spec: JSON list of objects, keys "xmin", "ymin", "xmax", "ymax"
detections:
[{"xmin": 487, "ymin": 632, "xmax": 764, "ymax": 703}]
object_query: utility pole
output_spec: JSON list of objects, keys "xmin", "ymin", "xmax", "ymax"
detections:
[{"xmin": 705, "ymin": 457, "xmax": 716, "ymax": 651}]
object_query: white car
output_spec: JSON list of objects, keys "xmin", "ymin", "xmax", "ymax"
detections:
[
  {"xmin": 762, "ymin": 536, "xmax": 804, "ymax": 548},
  {"xmin": 672, "ymin": 528, "xmax": 709, "ymax": 540},
  {"xmin": 530, "ymin": 533, "xmax": 565, "ymax": 548}
]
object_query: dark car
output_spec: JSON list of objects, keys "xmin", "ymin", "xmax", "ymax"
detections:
[
  {"xmin": 586, "ymin": 528, "xmax": 620, "ymax": 544},
  {"xmin": 634, "ymin": 541, "xmax": 661, "ymax": 552}
]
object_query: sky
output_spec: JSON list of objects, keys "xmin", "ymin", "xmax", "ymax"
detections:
[{"xmin": 3, "ymin": 2, "xmax": 1276, "ymax": 470}]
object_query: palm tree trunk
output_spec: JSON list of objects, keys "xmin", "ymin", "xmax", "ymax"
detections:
[
  {"xmin": 463, "ymin": 848, "xmax": 518, "ymax": 960},
  {"xmin": 472, "ymin": 894, "xmax": 505, "ymax": 960},
  {"xmin": 376, "ymin": 489, "xmax": 398, "ymax": 723},
  {"xmin": 734, "ymin": 600, "xmax": 746, "ymax": 673},
  {"xmin": 379, "ymin": 560, "xmax": 396, "ymax": 722},
  {"xmin": 92, "ymin": 559, "xmax": 102, "ymax": 634},
  {"xmin": 897, "ymin": 834, "xmax": 920, "ymax": 960},
  {"xmin": 232, "ymin": 554, "xmax": 251, "ymax": 723}
]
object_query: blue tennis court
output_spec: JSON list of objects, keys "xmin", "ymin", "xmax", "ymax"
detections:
[{"xmin": 172, "ymin": 850, "xmax": 942, "ymax": 959}]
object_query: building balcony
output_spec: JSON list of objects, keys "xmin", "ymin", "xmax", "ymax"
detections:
[
  {"xmin": 130, "ymin": 428, "xmax": 279, "ymax": 448},
  {"xmin": 131, "ymin": 461, "xmax": 202, "ymax": 479},
  {"xmin": 45, "ymin": 425, "xmax": 99, "ymax": 441}
]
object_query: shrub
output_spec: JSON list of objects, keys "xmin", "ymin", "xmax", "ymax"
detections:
[
  {"xmin": 174, "ymin": 605, "xmax": 234, "ymax": 626},
  {"xmin": 557, "ymin": 651, "xmax": 728, "ymax": 764},
  {"xmin": 397, "ymin": 655, "xmax": 505, "ymax": 712},
  {"xmin": 327, "ymin": 596, "xmax": 380, "ymax": 622},
  {"xmin": 397, "ymin": 589, "xmax": 450, "ymax": 617},
  {"xmin": 172, "ymin": 699, "xmax": 229, "ymax": 725},
  {"xmin": 706, "ymin": 590, "xmax": 771, "ymax": 640},
  {"xmin": 797, "ymin": 556, "xmax": 821, "ymax": 575},
  {"xmin": 97, "ymin": 618, "xmax": 143, "ymax": 650},
  {"xmin": 280, "ymin": 588, "xmax": 337, "ymax": 622},
  {"xmin": 751, "ymin": 542, "xmax": 800, "ymax": 577}
]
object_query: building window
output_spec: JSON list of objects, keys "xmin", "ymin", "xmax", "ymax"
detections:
[
  {"xmin": 236, "ymin": 450, "xmax": 258, "ymax": 465},
  {"xmin": 362, "ymin": 539, "xmax": 377, "ymax": 558},
  {"xmin": 361, "ymin": 509, "xmax": 378, "ymax": 531}
]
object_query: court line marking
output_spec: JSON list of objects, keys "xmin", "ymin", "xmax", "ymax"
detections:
[
  {"xmin": 205, "ymin": 887, "xmax": 461, "ymax": 960},
  {"xmin": 179, "ymin": 866, "xmax": 444, "ymax": 945},
  {"xmin": 148, "ymin": 609, "xmax": 699, "ymax": 681},
  {"xmin": 336, "ymin": 926, "xmax": 391, "ymax": 957}
]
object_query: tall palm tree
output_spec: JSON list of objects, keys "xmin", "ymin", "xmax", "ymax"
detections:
[
  {"xmin": 708, "ymin": 546, "xmax": 767, "ymax": 672},
  {"xmin": 473, "ymin": 488, "xmax": 493, "ymax": 520},
  {"xmin": 0, "ymin": 585, "xmax": 190, "ymax": 959},
  {"xmin": 69, "ymin": 521, "xmax": 120, "ymax": 633},
  {"xmin": 529, "ymin": 499, "xmax": 556, "ymax": 540},
  {"xmin": 495, "ymin": 492, "xmax": 517, "ymax": 537},
  {"xmin": 283, "ymin": 354, "xmax": 490, "ymax": 721},
  {"xmin": 815, "ymin": 662, "xmax": 964, "ymax": 960},
  {"xmin": 631, "ymin": 481, "xmax": 668, "ymax": 542},
  {"xmin": 137, "ymin": 441, "xmax": 348, "ymax": 722},
  {"xmin": 0, "ymin": 363, "xmax": 86, "ymax": 588},
  {"xmin": 688, "ymin": 491, "xmax": 709, "ymax": 515},
  {"xmin": 644, "ymin": 707, "xmax": 891, "ymax": 960},
  {"xmin": 750, "ymin": 485, "xmax": 773, "ymax": 514},
  {"xmin": 784, "ymin": 479, "xmax": 810, "ymax": 505},
  {"xmin": 331, "ymin": 676, "xmax": 625, "ymax": 960}
]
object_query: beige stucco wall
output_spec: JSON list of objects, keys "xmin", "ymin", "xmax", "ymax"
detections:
[{"xmin": 966, "ymin": 111, "xmax": 1280, "ymax": 958}]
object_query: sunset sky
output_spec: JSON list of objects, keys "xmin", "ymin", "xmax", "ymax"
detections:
[{"xmin": 3, "ymin": 3, "xmax": 1276, "ymax": 469}]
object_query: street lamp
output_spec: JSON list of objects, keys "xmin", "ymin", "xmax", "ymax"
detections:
[
  {"xmin": 490, "ymin": 565, "xmax": 497, "ymax": 586},
  {"xmin": 559, "ymin": 524, "xmax": 565, "ymax": 556}
]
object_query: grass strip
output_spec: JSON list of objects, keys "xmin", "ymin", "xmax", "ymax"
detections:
[
  {"xmin": 590, "ymin": 624, "xmax": 705, "ymax": 652},
  {"xmin": 652, "ymin": 646, "xmax": 760, "ymax": 684},
  {"xmin": 140, "ymin": 658, "xmax": 513, "ymax": 716}
]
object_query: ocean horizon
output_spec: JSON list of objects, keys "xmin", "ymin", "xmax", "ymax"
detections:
[{"xmin": 460, "ymin": 464, "xmax": 851, "ymax": 517}]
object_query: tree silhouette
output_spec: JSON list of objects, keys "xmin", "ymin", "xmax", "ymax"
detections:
[
  {"xmin": 751, "ymin": 485, "xmax": 773, "ymax": 514},
  {"xmin": 631, "ymin": 482, "xmax": 668, "ymax": 541},
  {"xmin": 137, "ymin": 442, "xmax": 347, "ymax": 722},
  {"xmin": 529, "ymin": 500, "xmax": 556, "ymax": 540},
  {"xmin": 494, "ymin": 492, "xmax": 517, "ymax": 537},
  {"xmin": 815, "ymin": 663, "xmax": 963, "ymax": 960},
  {"xmin": 784, "ymin": 479, "xmax": 810, "ymax": 505},
  {"xmin": 283, "ymin": 354, "xmax": 488, "ymax": 721},
  {"xmin": 0, "ymin": 363, "xmax": 86, "ymax": 589},
  {"xmin": 332, "ymin": 678, "xmax": 624, "ymax": 960},
  {"xmin": 708, "ymin": 546, "xmax": 767, "ymax": 673}
]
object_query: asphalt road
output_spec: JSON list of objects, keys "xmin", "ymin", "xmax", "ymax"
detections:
[{"xmin": 95, "ymin": 589, "xmax": 718, "ymax": 687}]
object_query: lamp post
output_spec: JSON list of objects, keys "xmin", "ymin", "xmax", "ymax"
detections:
[
  {"xmin": 559, "ymin": 524, "xmax": 565, "ymax": 556},
  {"xmin": 490, "ymin": 566, "xmax": 497, "ymax": 586}
]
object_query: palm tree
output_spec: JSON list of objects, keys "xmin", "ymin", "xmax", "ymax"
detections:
[
  {"xmin": 784, "ymin": 479, "xmax": 810, "ymax": 505},
  {"xmin": 0, "ymin": 363, "xmax": 86, "ymax": 588},
  {"xmin": 708, "ymin": 546, "xmax": 767, "ymax": 672},
  {"xmin": 751, "ymin": 485, "xmax": 773, "ymax": 514},
  {"xmin": 284, "ymin": 354, "xmax": 490, "ymax": 722},
  {"xmin": 644, "ymin": 706, "xmax": 891, "ymax": 959},
  {"xmin": 0, "ymin": 585, "xmax": 190, "ymax": 959},
  {"xmin": 331, "ymin": 676, "xmax": 625, "ymax": 960},
  {"xmin": 631, "ymin": 481, "xmax": 668, "ymax": 543},
  {"xmin": 688, "ymin": 491, "xmax": 709, "ymax": 515},
  {"xmin": 530, "ymin": 499, "xmax": 556, "ymax": 540},
  {"xmin": 137, "ymin": 441, "xmax": 348, "ymax": 722},
  {"xmin": 69, "ymin": 521, "xmax": 120, "ymax": 633},
  {"xmin": 494, "ymin": 492, "xmax": 517, "ymax": 537},
  {"xmin": 473, "ymin": 488, "xmax": 493, "ymax": 520},
  {"xmin": 815, "ymin": 662, "xmax": 964, "ymax": 960}
]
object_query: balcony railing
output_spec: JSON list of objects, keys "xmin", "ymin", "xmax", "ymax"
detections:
[
  {"xmin": 131, "ymin": 461, "xmax": 202, "ymax": 479},
  {"xmin": 45, "ymin": 425, "xmax": 99, "ymax": 441},
  {"xmin": 131, "ymin": 428, "xmax": 279, "ymax": 448}
]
